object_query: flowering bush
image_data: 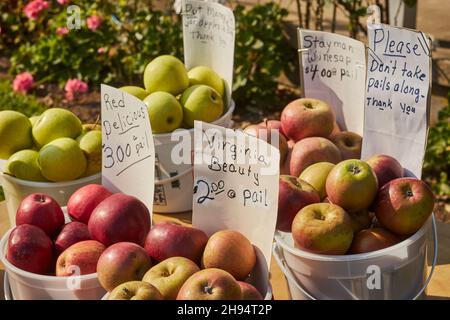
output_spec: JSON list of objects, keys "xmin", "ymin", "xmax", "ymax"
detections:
[
  {"xmin": 64, "ymin": 78, "xmax": 89, "ymax": 101},
  {"xmin": 13, "ymin": 72, "xmax": 34, "ymax": 93},
  {"xmin": 23, "ymin": 0, "xmax": 49, "ymax": 20}
]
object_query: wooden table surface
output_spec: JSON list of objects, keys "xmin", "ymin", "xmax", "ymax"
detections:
[{"xmin": 0, "ymin": 203, "xmax": 449, "ymax": 300}]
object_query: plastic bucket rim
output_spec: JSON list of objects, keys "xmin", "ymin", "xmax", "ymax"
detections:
[
  {"xmin": 0, "ymin": 172, "xmax": 101, "ymax": 189},
  {"xmin": 274, "ymin": 214, "xmax": 432, "ymax": 262}
]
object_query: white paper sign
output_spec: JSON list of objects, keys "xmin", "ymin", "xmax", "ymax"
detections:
[
  {"xmin": 298, "ymin": 29, "xmax": 366, "ymax": 134},
  {"xmin": 192, "ymin": 121, "xmax": 280, "ymax": 267},
  {"xmin": 101, "ymin": 84, "xmax": 155, "ymax": 211},
  {"xmin": 361, "ymin": 24, "xmax": 431, "ymax": 177},
  {"xmin": 182, "ymin": 0, "xmax": 235, "ymax": 101}
]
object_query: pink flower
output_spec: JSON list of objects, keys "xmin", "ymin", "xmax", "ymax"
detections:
[
  {"xmin": 86, "ymin": 15, "xmax": 102, "ymax": 31},
  {"xmin": 56, "ymin": 27, "xmax": 69, "ymax": 36},
  {"xmin": 64, "ymin": 79, "xmax": 88, "ymax": 101},
  {"xmin": 57, "ymin": 0, "xmax": 68, "ymax": 4},
  {"xmin": 23, "ymin": 0, "xmax": 49, "ymax": 20},
  {"xmin": 13, "ymin": 72, "xmax": 34, "ymax": 94},
  {"xmin": 97, "ymin": 47, "xmax": 106, "ymax": 54}
]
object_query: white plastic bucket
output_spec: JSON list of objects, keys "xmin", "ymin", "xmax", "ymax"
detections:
[
  {"xmin": 0, "ymin": 228, "xmax": 106, "ymax": 300},
  {"xmin": 0, "ymin": 172, "xmax": 101, "ymax": 227},
  {"xmin": 153, "ymin": 101, "xmax": 235, "ymax": 213},
  {"xmin": 273, "ymin": 214, "xmax": 438, "ymax": 300}
]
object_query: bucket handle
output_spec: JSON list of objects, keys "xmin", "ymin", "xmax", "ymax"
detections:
[
  {"xmin": 272, "ymin": 213, "xmax": 438, "ymax": 300},
  {"xmin": 154, "ymin": 166, "xmax": 193, "ymax": 185}
]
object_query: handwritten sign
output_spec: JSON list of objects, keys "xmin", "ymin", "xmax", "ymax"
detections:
[
  {"xmin": 361, "ymin": 24, "xmax": 431, "ymax": 177},
  {"xmin": 182, "ymin": 0, "xmax": 235, "ymax": 101},
  {"xmin": 192, "ymin": 121, "xmax": 280, "ymax": 267},
  {"xmin": 298, "ymin": 29, "xmax": 366, "ymax": 134},
  {"xmin": 101, "ymin": 84, "xmax": 155, "ymax": 211}
]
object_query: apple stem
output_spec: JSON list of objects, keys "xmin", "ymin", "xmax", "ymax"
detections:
[
  {"xmin": 39, "ymin": 195, "xmax": 46, "ymax": 203},
  {"xmin": 203, "ymin": 286, "xmax": 213, "ymax": 294}
]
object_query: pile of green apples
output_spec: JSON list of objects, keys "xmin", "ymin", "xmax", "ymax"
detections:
[
  {"xmin": 120, "ymin": 55, "xmax": 226, "ymax": 134},
  {"xmin": 0, "ymin": 108, "xmax": 101, "ymax": 182}
]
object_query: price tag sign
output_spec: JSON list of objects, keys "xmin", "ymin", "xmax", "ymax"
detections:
[
  {"xmin": 298, "ymin": 29, "xmax": 366, "ymax": 134},
  {"xmin": 192, "ymin": 121, "xmax": 280, "ymax": 267},
  {"xmin": 182, "ymin": 0, "xmax": 235, "ymax": 101},
  {"xmin": 361, "ymin": 24, "xmax": 431, "ymax": 177},
  {"xmin": 101, "ymin": 84, "xmax": 155, "ymax": 211}
]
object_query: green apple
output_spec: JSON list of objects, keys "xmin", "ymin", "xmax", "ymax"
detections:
[
  {"xmin": 81, "ymin": 123, "xmax": 101, "ymax": 135},
  {"xmin": 188, "ymin": 66, "xmax": 224, "ymax": 97},
  {"xmin": 38, "ymin": 137, "xmax": 87, "ymax": 182},
  {"xmin": 29, "ymin": 115, "xmax": 40, "ymax": 127},
  {"xmin": 77, "ymin": 130, "xmax": 101, "ymax": 176},
  {"xmin": 300, "ymin": 162, "xmax": 335, "ymax": 200},
  {"xmin": 5, "ymin": 149, "xmax": 47, "ymax": 182},
  {"xmin": 119, "ymin": 86, "xmax": 149, "ymax": 100},
  {"xmin": 0, "ymin": 110, "xmax": 33, "ymax": 159},
  {"xmin": 143, "ymin": 55, "xmax": 189, "ymax": 95},
  {"xmin": 180, "ymin": 85, "xmax": 224, "ymax": 128},
  {"xmin": 32, "ymin": 108, "xmax": 82, "ymax": 148},
  {"xmin": 143, "ymin": 92, "xmax": 183, "ymax": 134}
]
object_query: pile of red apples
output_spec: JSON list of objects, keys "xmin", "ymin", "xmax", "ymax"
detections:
[
  {"xmin": 5, "ymin": 185, "xmax": 263, "ymax": 300},
  {"xmin": 265, "ymin": 98, "xmax": 435, "ymax": 255}
]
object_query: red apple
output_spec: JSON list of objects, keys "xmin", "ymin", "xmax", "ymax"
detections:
[
  {"xmin": 373, "ymin": 178, "xmax": 435, "ymax": 235},
  {"xmin": 348, "ymin": 209, "xmax": 373, "ymax": 233},
  {"xmin": 16, "ymin": 193, "xmax": 64, "ymax": 238},
  {"xmin": 67, "ymin": 184, "xmax": 113, "ymax": 224},
  {"xmin": 281, "ymin": 98, "xmax": 335, "ymax": 141},
  {"xmin": 88, "ymin": 193, "xmax": 150, "ymax": 247},
  {"xmin": 54, "ymin": 221, "xmax": 92, "ymax": 255},
  {"xmin": 326, "ymin": 159, "xmax": 378, "ymax": 212},
  {"xmin": 97, "ymin": 242, "xmax": 152, "ymax": 292},
  {"xmin": 238, "ymin": 281, "xmax": 263, "ymax": 300},
  {"xmin": 349, "ymin": 228, "xmax": 399, "ymax": 254},
  {"xmin": 331, "ymin": 121, "xmax": 341, "ymax": 136},
  {"xmin": 262, "ymin": 119, "xmax": 286, "ymax": 137},
  {"xmin": 330, "ymin": 131, "xmax": 362, "ymax": 160},
  {"xmin": 290, "ymin": 137, "xmax": 341, "ymax": 176},
  {"xmin": 144, "ymin": 222, "xmax": 208, "ymax": 264},
  {"xmin": 56, "ymin": 240, "xmax": 105, "ymax": 276},
  {"xmin": 277, "ymin": 175, "xmax": 320, "ymax": 232},
  {"xmin": 366, "ymin": 155, "xmax": 404, "ymax": 189},
  {"xmin": 6, "ymin": 224, "xmax": 53, "ymax": 275}
]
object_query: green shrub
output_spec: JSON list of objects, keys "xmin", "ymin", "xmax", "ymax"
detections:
[{"xmin": 0, "ymin": 79, "xmax": 47, "ymax": 116}]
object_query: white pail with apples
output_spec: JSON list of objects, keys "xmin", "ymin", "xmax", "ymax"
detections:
[
  {"xmin": 0, "ymin": 172, "xmax": 101, "ymax": 228},
  {"xmin": 152, "ymin": 101, "xmax": 235, "ymax": 213},
  {"xmin": 0, "ymin": 228, "xmax": 106, "ymax": 300},
  {"xmin": 273, "ymin": 213, "xmax": 437, "ymax": 300}
]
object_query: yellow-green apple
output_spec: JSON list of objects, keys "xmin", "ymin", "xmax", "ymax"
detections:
[
  {"xmin": 144, "ymin": 222, "xmax": 208, "ymax": 264},
  {"xmin": 29, "ymin": 115, "xmax": 40, "ymax": 127},
  {"xmin": 244, "ymin": 123, "xmax": 289, "ymax": 165},
  {"xmin": 38, "ymin": 137, "xmax": 87, "ymax": 181},
  {"xmin": 0, "ymin": 110, "xmax": 33, "ymax": 159},
  {"xmin": 202, "ymin": 230, "xmax": 256, "ymax": 280},
  {"xmin": 176, "ymin": 268, "xmax": 242, "ymax": 300},
  {"xmin": 143, "ymin": 55, "xmax": 189, "ymax": 95},
  {"xmin": 181, "ymin": 85, "xmax": 224, "ymax": 128},
  {"xmin": 77, "ymin": 130, "xmax": 101, "ymax": 176},
  {"xmin": 373, "ymin": 178, "xmax": 435, "ymax": 235},
  {"xmin": 292, "ymin": 203, "xmax": 353, "ymax": 255},
  {"xmin": 56, "ymin": 240, "xmax": 105, "ymax": 276},
  {"xmin": 97, "ymin": 242, "xmax": 152, "ymax": 292},
  {"xmin": 81, "ymin": 123, "xmax": 101, "ymax": 135},
  {"xmin": 108, "ymin": 281, "xmax": 163, "ymax": 300},
  {"xmin": 32, "ymin": 108, "xmax": 82, "ymax": 148},
  {"xmin": 326, "ymin": 159, "xmax": 378, "ymax": 212},
  {"xmin": 238, "ymin": 281, "xmax": 263, "ymax": 300},
  {"xmin": 281, "ymin": 98, "xmax": 335, "ymax": 141},
  {"xmin": 142, "ymin": 256, "xmax": 200, "ymax": 300},
  {"xmin": 299, "ymin": 162, "xmax": 335, "ymax": 200},
  {"xmin": 349, "ymin": 228, "xmax": 399, "ymax": 254},
  {"xmin": 188, "ymin": 66, "xmax": 224, "ymax": 97},
  {"xmin": 67, "ymin": 184, "xmax": 113, "ymax": 224},
  {"xmin": 6, "ymin": 224, "xmax": 53, "ymax": 275},
  {"xmin": 16, "ymin": 193, "xmax": 65, "ymax": 237},
  {"xmin": 366, "ymin": 154, "xmax": 404, "ymax": 189},
  {"xmin": 54, "ymin": 221, "xmax": 92, "ymax": 255},
  {"xmin": 277, "ymin": 176, "xmax": 320, "ymax": 232},
  {"xmin": 143, "ymin": 92, "xmax": 183, "ymax": 133},
  {"xmin": 88, "ymin": 193, "xmax": 150, "ymax": 246},
  {"xmin": 348, "ymin": 209, "xmax": 373, "ymax": 233},
  {"xmin": 290, "ymin": 137, "xmax": 341, "ymax": 176},
  {"xmin": 5, "ymin": 149, "xmax": 47, "ymax": 181},
  {"xmin": 119, "ymin": 86, "xmax": 149, "ymax": 100},
  {"xmin": 330, "ymin": 131, "xmax": 362, "ymax": 160}
]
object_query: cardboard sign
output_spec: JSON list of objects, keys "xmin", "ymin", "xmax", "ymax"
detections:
[
  {"xmin": 182, "ymin": 0, "xmax": 235, "ymax": 101},
  {"xmin": 101, "ymin": 84, "xmax": 155, "ymax": 211},
  {"xmin": 298, "ymin": 29, "xmax": 366, "ymax": 134},
  {"xmin": 361, "ymin": 24, "xmax": 431, "ymax": 177},
  {"xmin": 192, "ymin": 121, "xmax": 280, "ymax": 267}
]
